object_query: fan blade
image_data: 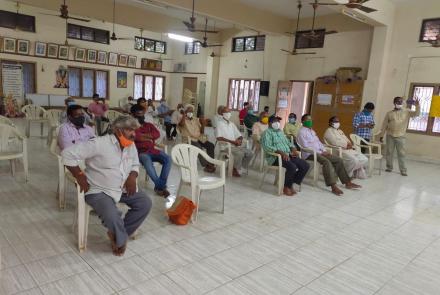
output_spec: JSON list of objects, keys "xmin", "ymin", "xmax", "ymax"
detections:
[
  {"xmin": 191, "ymin": 29, "xmax": 219, "ymax": 34},
  {"xmin": 312, "ymin": 2, "xmax": 340, "ymax": 5},
  {"xmin": 40, "ymin": 12, "xmax": 61, "ymax": 17},
  {"xmin": 356, "ymin": 5, "xmax": 377, "ymax": 13},
  {"xmin": 206, "ymin": 44, "xmax": 223, "ymax": 47},
  {"xmin": 116, "ymin": 37, "xmax": 133, "ymax": 40},
  {"xmin": 325, "ymin": 30, "xmax": 338, "ymax": 35},
  {"xmin": 67, "ymin": 16, "xmax": 91, "ymax": 22},
  {"xmin": 183, "ymin": 21, "xmax": 195, "ymax": 30},
  {"xmin": 280, "ymin": 49, "xmax": 293, "ymax": 54},
  {"xmin": 294, "ymin": 52, "xmax": 316, "ymax": 55},
  {"xmin": 285, "ymin": 32, "xmax": 295, "ymax": 35}
]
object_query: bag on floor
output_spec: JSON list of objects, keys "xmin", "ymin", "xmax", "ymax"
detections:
[{"xmin": 166, "ymin": 196, "xmax": 196, "ymax": 225}]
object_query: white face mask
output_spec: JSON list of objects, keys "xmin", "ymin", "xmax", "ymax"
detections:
[
  {"xmin": 332, "ymin": 122, "xmax": 340, "ymax": 129},
  {"xmin": 271, "ymin": 122, "xmax": 281, "ymax": 130},
  {"xmin": 223, "ymin": 112, "xmax": 232, "ymax": 120},
  {"xmin": 186, "ymin": 112, "xmax": 193, "ymax": 119},
  {"xmin": 395, "ymin": 104, "xmax": 403, "ymax": 109}
]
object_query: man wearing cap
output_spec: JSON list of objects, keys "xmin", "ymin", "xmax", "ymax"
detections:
[
  {"xmin": 261, "ymin": 116, "xmax": 310, "ymax": 196},
  {"xmin": 179, "ymin": 104, "xmax": 216, "ymax": 173}
]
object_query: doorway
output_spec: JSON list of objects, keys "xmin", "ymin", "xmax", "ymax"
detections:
[{"xmin": 182, "ymin": 77, "xmax": 198, "ymax": 106}]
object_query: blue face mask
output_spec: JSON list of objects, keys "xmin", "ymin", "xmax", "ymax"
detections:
[
  {"xmin": 67, "ymin": 101, "xmax": 76, "ymax": 106},
  {"xmin": 289, "ymin": 118, "xmax": 296, "ymax": 124},
  {"xmin": 363, "ymin": 110, "xmax": 371, "ymax": 115},
  {"xmin": 248, "ymin": 110, "xmax": 254, "ymax": 115}
]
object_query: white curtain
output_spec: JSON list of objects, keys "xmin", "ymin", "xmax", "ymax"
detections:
[{"xmin": 96, "ymin": 71, "xmax": 107, "ymax": 99}]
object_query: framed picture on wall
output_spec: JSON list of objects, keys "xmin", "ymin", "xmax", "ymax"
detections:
[
  {"xmin": 108, "ymin": 52, "xmax": 118, "ymax": 65},
  {"xmin": 117, "ymin": 71, "xmax": 127, "ymax": 88},
  {"xmin": 127, "ymin": 55, "xmax": 137, "ymax": 68},
  {"xmin": 47, "ymin": 43, "xmax": 59, "ymax": 58},
  {"xmin": 97, "ymin": 51, "xmax": 107, "ymax": 64},
  {"xmin": 17, "ymin": 39, "xmax": 30, "ymax": 55},
  {"xmin": 87, "ymin": 49, "xmax": 97, "ymax": 63},
  {"xmin": 3, "ymin": 37, "xmax": 16, "ymax": 53},
  {"xmin": 35, "ymin": 42, "xmax": 47, "ymax": 57},
  {"xmin": 75, "ymin": 48, "xmax": 86, "ymax": 61},
  {"xmin": 118, "ymin": 54, "xmax": 128, "ymax": 66},
  {"xmin": 58, "ymin": 45, "xmax": 69, "ymax": 59}
]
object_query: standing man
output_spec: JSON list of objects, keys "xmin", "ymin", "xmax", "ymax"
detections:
[
  {"xmin": 353, "ymin": 102, "xmax": 375, "ymax": 152},
  {"xmin": 261, "ymin": 116, "xmax": 310, "ymax": 196},
  {"xmin": 216, "ymin": 106, "xmax": 254, "ymax": 177},
  {"xmin": 379, "ymin": 97, "xmax": 420, "ymax": 176},
  {"xmin": 157, "ymin": 99, "xmax": 174, "ymax": 140},
  {"xmin": 61, "ymin": 116, "xmax": 152, "ymax": 256},
  {"xmin": 88, "ymin": 93, "xmax": 109, "ymax": 135},
  {"xmin": 58, "ymin": 105, "xmax": 95, "ymax": 150},
  {"xmin": 239, "ymin": 102, "xmax": 250, "ymax": 125}
]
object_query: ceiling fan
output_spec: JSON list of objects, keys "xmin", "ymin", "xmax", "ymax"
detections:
[
  {"xmin": 281, "ymin": 1, "xmax": 316, "ymax": 55},
  {"xmin": 110, "ymin": 0, "xmax": 132, "ymax": 41},
  {"xmin": 182, "ymin": 0, "xmax": 219, "ymax": 33},
  {"xmin": 195, "ymin": 18, "xmax": 223, "ymax": 48},
  {"xmin": 41, "ymin": 0, "xmax": 90, "ymax": 22},
  {"xmin": 301, "ymin": 0, "xmax": 339, "ymax": 40},
  {"xmin": 312, "ymin": 0, "xmax": 377, "ymax": 13}
]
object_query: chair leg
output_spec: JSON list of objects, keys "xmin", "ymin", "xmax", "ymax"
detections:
[
  {"xmin": 259, "ymin": 150, "xmax": 264, "ymax": 172},
  {"xmin": 259, "ymin": 169, "xmax": 267, "ymax": 189},
  {"xmin": 40, "ymin": 122, "xmax": 44, "ymax": 137},
  {"xmin": 195, "ymin": 189, "xmax": 201, "ymax": 222},
  {"xmin": 379, "ymin": 159, "xmax": 382, "ymax": 175},
  {"xmin": 26, "ymin": 121, "xmax": 30, "ymax": 137},
  {"xmin": 77, "ymin": 188, "xmax": 88, "ymax": 252},
  {"xmin": 9, "ymin": 160, "xmax": 16, "ymax": 177},
  {"xmin": 221, "ymin": 185, "xmax": 225, "ymax": 214},
  {"xmin": 59, "ymin": 174, "xmax": 66, "ymax": 210},
  {"xmin": 278, "ymin": 168, "xmax": 285, "ymax": 196}
]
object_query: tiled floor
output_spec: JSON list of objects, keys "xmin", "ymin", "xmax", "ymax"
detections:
[{"xmin": 1, "ymin": 121, "xmax": 440, "ymax": 294}]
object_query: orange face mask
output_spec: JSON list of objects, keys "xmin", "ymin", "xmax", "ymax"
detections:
[{"xmin": 117, "ymin": 133, "xmax": 134, "ymax": 147}]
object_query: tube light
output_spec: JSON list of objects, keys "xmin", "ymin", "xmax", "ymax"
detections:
[{"xmin": 168, "ymin": 33, "xmax": 194, "ymax": 42}]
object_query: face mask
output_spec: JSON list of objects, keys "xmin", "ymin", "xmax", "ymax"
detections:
[
  {"xmin": 272, "ymin": 122, "xmax": 281, "ymax": 130},
  {"xmin": 332, "ymin": 122, "xmax": 340, "ymax": 129},
  {"xmin": 395, "ymin": 104, "xmax": 403, "ymax": 110},
  {"xmin": 179, "ymin": 107, "xmax": 184, "ymax": 112},
  {"xmin": 136, "ymin": 116, "xmax": 145, "ymax": 124},
  {"xmin": 248, "ymin": 110, "xmax": 254, "ymax": 115},
  {"xmin": 70, "ymin": 116, "xmax": 85, "ymax": 127},
  {"xmin": 186, "ymin": 112, "xmax": 193, "ymax": 119},
  {"xmin": 303, "ymin": 120, "xmax": 313, "ymax": 128},
  {"xmin": 67, "ymin": 101, "xmax": 75, "ymax": 106},
  {"xmin": 261, "ymin": 117, "xmax": 269, "ymax": 124},
  {"xmin": 223, "ymin": 112, "xmax": 232, "ymax": 120},
  {"xmin": 289, "ymin": 118, "xmax": 296, "ymax": 124},
  {"xmin": 161, "ymin": 101, "xmax": 166, "ymax": 105},
  {"xmin": 117, "ymin": 133, "xmax": 134, "ymax": 148}
]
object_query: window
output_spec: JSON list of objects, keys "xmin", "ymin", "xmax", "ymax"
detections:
[
  {"xmin": 134, "ymin": 36, "xmax": 166, "ymax": 54},
  {"xmin": 232, "ymin": 35, "xmax": 265, "ymax": 52},
  {"xmin": 295, "ymin": 29, "xmax": 325, "ymax": 49},
  {"xmin": 419, "ymin": 18, "xmax": 440, "ymax": 42},
  {"xmin": 67, "ymin": 23, "xmax": 109, "ymax": 44},
  {"xmin": 407, "ymin": 83, "xmax": 440, "ymax": 136},
  {"xmin": 133, "ymin": 74, "xmax": 165, "ymax": 101},
  {"xmin": 185, "ymin": 42, "xmax": 201, "ymax": 55},
  {"xmin": 68, "ymin": 67, "xmax": 109, "ymax": 99},
  {"xmin": 227, "ymin": 79, "xmax": 260, "ymax": 111},
  {"xmin": 0, "ymin": 10, "xmax": 35, "ymax": 32}
]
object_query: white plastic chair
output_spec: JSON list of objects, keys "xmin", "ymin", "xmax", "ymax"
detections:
[
  {"xmin": 216, "ymin": 140, "xmax": 234, "ymax": 177},
  {"xmin": 323, "ymin": 138, "xmax": 343, "ymax": 157},
  {"xmin": 296, "ymin": 141, "xmax": 319, "ymax": 187},
  {"xmin": 350, "ymin": 134, "xmax": 383, "ymax": 176},
  {"xmin": 45, "ymin": 109, "xmax": 63, "ymax": 145},
  {"xmin": 250, "ymin": 138, "xmax": 264, "ymax": 172},
  {"xmin": 0, "ymin": 115, "xmax": 15, "ymax": 126},
  {"xmin": 138, "ymin": 143, "xmax": 169, "ymax": 185},
  {"xmin": 0, "ymin": 123, "xmax": 28, "ymax": 182},
  {"xmin": 21, "ymin": 104, "xmax": 49, "ymax": 137},
  {"xmin": 171, "ymin": 144, "xmax": 226, "ymax": 221},
  {"xmin": 106, "ymin": 110, "xmax": 124, "ymax": 122},
  {"xmin": 259, "ymin": 151, "xmax": 285, "ymax": 195}
]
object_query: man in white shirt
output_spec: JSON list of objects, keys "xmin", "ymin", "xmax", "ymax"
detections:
[
  {"xmin": 216, "ymin": 106, "xmax": 254, "ymax": 177},
  {"xmin": 211, "ymin": 105, "xmax": 225, "ymax": 128},
  {"xmin": 62, "ymin": 116, "xmax": 152, "ymax": 256}
]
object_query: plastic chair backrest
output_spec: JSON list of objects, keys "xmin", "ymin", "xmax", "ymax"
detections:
[
  {"xmin": 45, "ymin": 109, "xmax": 63, "ymax": 126},
  {"xmin": 106, "ymin": 110, "xmax": 123, "ymax": 122},
  {"xmin": 349, "ymin": 134, "xmax": 362, "ymax": 152},
  {"xmin": 22, "ymin": 104, "xmax": 46, "ymax": 119},
  {"xmin": 0, "ymin": 123, "xmax": 21, "ymax": 152},
  {"xmin": 171, "ymin": 144, "xmax": 201, "ymax": 184},
  {"xmin": 0, "ymin": 115, "xmax": 14, "ymax": 126},
  {"xmin": 49, "ymin": 126, "xmax": 61, "ymax": 157}
]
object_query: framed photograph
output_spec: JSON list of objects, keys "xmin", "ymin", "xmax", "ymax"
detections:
[
  {"xmin": 141, "ymin": 58, "xmax": 162, "ymax": 71},
  {"xmin": 118, "ymin": 54, "xmax": 128, "ymax": 66},
  {"xmin": 108, "ymin": 52, "xmax": 118, "ymax": 65},
  {"xmin": 75, "ymin": 48, "xmax": 86, "ymax": 61},
  {"xmin": 58, "ymin": 45, "xmax": 69, "ymax": 59},
  {"xmin": 419, "ymin": 18, "xmax": 440, "ymax": 42},
  {"xmin": 17, "ymin": 39, "xmax": 30, "ymax": 55},
  {"xmin": 3, "ymin": 37, "xmax": 16, "ymax": 53},
  {"xmin": 47, "ymin": 43, "xmax": 59, "ymax": 58},
  {"xmin": 117, "ymin": 71, "xmax": 127, "ymax": 88},
  {"xmin": 97, "ymin": 51, "xmax": 107, "ymax": 64},
  {"xmin": 35, "ymin": 42, "xmax": 47, "ymax": 57},
  {"xmin": 87, "ymin": 49, "xmax": 97, "ymax": 63},
  {"xmin": 127, "ymin": 55, "xmax": 137, "ymax": 68}
]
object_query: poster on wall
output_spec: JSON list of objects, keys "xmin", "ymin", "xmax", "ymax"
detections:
[
  {"xmin": 54, "ymin": 66, "xmax": 68, "ymax": 88},
  {"xmin": 316, "ymin": 93, "xmax": 332, "ymax": 106},
  {"xmin": 277, "ymin": 87, "xmax": 289, "ymax": 108},
  {"xmin": 341, "ymin": 95, "xmax": 355, "ymax": 105},
  {"xmin": 117, "ymin": 71, "xmax": 127, "ymax": 88},
  {"xmin": 2, "ymin": 64, "xmax": 24, "ymax": 103},
  {"xmin": 430, "ymin": 95, "xmax": 440, "ymax": 117}
]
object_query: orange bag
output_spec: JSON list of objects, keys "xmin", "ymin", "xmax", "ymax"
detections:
[{"xmin": 166, "ymin": 196, "xmax": 197, "ymax": 225}]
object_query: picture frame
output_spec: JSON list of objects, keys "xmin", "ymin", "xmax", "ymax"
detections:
[
  {"xmin": 97, "ymin": 51, "xmax": 107, "ymax": 64},
  {"xmin": 419, "ymin": 18, "xmax": 440, "ymax": 42},
  {"xmin": 3, "ymin": 37, "xmax": 16, "ymax": 53},
  {"xmin": 118, "ymin": 54, "xmax": 128, "ymax": 66},
  {"xmin": 75, "ymin": 48, "xmax": 86, "ymax": 61},
  {"xmin": 17, "ymin": 39, "xmax": 30, "ymax": 55},
  {"xmin": 141, "ymin": 58, "xmax": 162, "ymax": 71},
  {"xmin": 108, "ymin": 52, "xmax": 118, "ymax": 65},
  {"xmin": 47, "ymin": 43, "xmax": 59, "ymax": 58},
  {"xmin": 87, "ymin": 49, "xmax": 97, "ymax": 63},
  {"xmin": 127, "ymin": 55, "xmax": 137, "ymax": 68},
  {"xmin": 117, "ymin": 71, "xmax": 127, "ymax": 88},
  {"xmin": 58, "ymin": 45, "xmax": 69, "ymax": 59},
  {"xmin": 35, "ymin": 42, "xmax": 47, "ymax": 57}
]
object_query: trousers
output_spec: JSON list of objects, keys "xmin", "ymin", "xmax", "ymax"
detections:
[
  {"xmin": 139, "ymin": 151, "xmax": 171, "ymax": 191},
  {"xmin": 85, "ymin": 191, "xmax": 152, "ymax": 247},
  {"xmin": 307, "ymin": 153, "xmax": 351, "ymax": 186},
  {"xmin": 231, "ymin": 146, "xmax": 254, "ymax": 170},
  {"xmin": 191, "ymin": 140, "xmax": 215, "ymax": 167},
  {"xmin": 386, "ymin": 135, "xmax": 406, "ymax": 173},
  {"xmin": 274, "ymin": 156, "xmax": 310, "ymax": 188}
]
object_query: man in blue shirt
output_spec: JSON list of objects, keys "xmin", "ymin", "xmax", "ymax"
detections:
[
  {"xmin": 157, "ymin": 99, "xmax": 174, "ymax": 140},
  {"xmin": 353, "ymin": 102, "xmax": 375, "ymax": 142}
]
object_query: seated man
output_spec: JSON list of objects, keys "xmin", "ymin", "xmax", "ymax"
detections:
[
  {"xmin": 252, "ymin": 112, "xmax": 269, "ymax": 142},
  {"xmin": 131, "ymin": 104, "xmax": 171, "ymax": 197},
  {"xmin": 243, "ymin": 109, "xmax": 259, "ymax": 137},
  {"xmin": 61, "ymin": 116, "xmax": 152, "ymax": 256},
  {"xmin": 216, "ymin": 106, "xmax": 254, "ymax": 177},
  {"xmin": 211, "ymin": 105, "xmax": 224, "ymax": 128},
  {"xmin": 179, "ymin": 104, "xmax": 216, "ymax": 173},
  {"xmin": 261, "ymin": 116, "xmax": 310, "ymax": 196},
  {"xmin": 284, "ymin": 113, "xmax": 301, "ymax": 140},
  {"xmin": 88, "ymin": 93, "xmax": 109, "ymax": 136},
  {"xmin": 60, "ymin": 97, "xmax": 76, "ymax": 124},
  {"xmin": 170, "ymin": 103, "xmax": 184, "ymax": 139},
  {"xmin": 122, "ymin": 96, "xmax": 135, "ymax": 113},
  {"xmin": 297, "ymin": 114, "xmax": 361, "ymax": 196},
  {"xmin": 58, "ymin": 105, "xmax": 95, "ymax": 151},
  {"xmin": 324, "ymin": 116, "xmax": 368, "ymax": 179},
  {"xmin": 157, "ymin": 99, "xmax": 174, "ymax": 140}
]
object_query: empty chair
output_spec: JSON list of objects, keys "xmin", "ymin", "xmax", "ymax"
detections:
[
  {"xmin": 0, "ymin": 115, "xmax": 15, "ymax": 127},
  {"xmin": 21, "ymin": 104, "xmax": 48, "ymax": 137},
  {"xmin": 171, "ymin": 144, "xmax": 226, "ymax": 221},
  {"xmin": 0, "ymin": 123, "xmax": 28, "ymax": 182}
]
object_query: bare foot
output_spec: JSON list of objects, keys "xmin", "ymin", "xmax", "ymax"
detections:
[
  {"xmin": 107, "ymin": 231, "xmax": 117, "ymax": 253},
  {"xmin": 115, "ymin": 242, "xmax": 127, "ymax": 256},
  {"xmin": 346, "ymin": 182, "xmax": 361, "ymax": 189},
  {"xmin": 331, "ymin": 185, "xmax": 344, "ymax": 196}
]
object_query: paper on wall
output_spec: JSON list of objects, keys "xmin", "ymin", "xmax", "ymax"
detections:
[
  {"xmin": 430, "ymin": 95, "xmax": 440, "ymax": 117},
  {"xmin": 316, "ymin": 93, "xmax": 332, "ymax": 105}
]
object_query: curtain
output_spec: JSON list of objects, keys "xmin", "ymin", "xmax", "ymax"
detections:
[
  {"xmin": 82, "ymin": 69, "xmax": 94, "ymax": 97},
  {"xmin": 68, "ymin": 68, "xmax": 81, "ymax": 97},
  {"xmin": 95, "ymin": 71, "xmax": 107, "ymax": 99},
  {"xmin": 144, "ymin": 76, "xmax": 154, "ymax": 100},
  {"xmin": 134, "ymin": 75, "xmax": 143, "ymax": 99},
  {"xmin": 155, "ymin": 77, "xmax": 164, "ymax": 101}
]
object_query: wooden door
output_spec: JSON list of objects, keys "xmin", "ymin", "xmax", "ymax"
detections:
[
  {"xmin": 182, "ymin": 77, "xmax": 197, "ymax": 106},
  {"xmin": 275, "ymin": 81, "xmax": 293, "ymax": 128}
]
